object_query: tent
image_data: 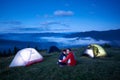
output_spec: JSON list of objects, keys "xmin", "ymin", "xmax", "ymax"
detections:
[
  {"xmin": 9, "ymin": 48, "xmax": 43, "ymax": 67},
  {"xmin": 84, "ymin": 44, "xmax": 107, "ymax": 58},
  {"xmin": 48, "ymin": 46, "xmax": 60, "ymax": 53}
]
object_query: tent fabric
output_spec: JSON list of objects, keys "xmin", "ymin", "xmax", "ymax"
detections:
[
  {"xmin": 85, "ymin": 49, "xmax": 94, "ymax": 58},
  {"xmin": 26, "ymin": 59, "xmax": 43, "ymax": 66},
  {"xmin": 84, "ymin": 44, "xmax": 107, "ymax": 58},
  {"xmin": 9, "ymin": 48, "xmax": 43, "ymax": 67},
  {"xmin": 48, "ymin": 46, "xmax": 60, "ymax": 53},
  {"xmin": 91, "ymin": 44, "xmax": 106, "ymax": 57}
]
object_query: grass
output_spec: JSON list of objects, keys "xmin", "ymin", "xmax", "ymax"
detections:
[{"xmin": 0, "ymin": 47, "xmax": 120, "ymax": 80}]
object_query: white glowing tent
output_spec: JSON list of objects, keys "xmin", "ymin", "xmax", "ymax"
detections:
[
  {"xmin": 84, "ymin": 48, "xmax": 94, "ymax": 58},
  {"xmin": 9, "ymin": 48, "xmax": 43, "ymax": 67}
]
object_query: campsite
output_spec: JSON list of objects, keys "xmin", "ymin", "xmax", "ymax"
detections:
[
  {"xmin": 0, "ymin": 0, "xmax": 120, "ymax": 80},
  {"xmin": 0, "ymin": 47, "xmax": 120, "ymax": 80}
]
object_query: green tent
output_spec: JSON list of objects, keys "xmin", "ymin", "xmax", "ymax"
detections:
[{"xmin": 84, "ymin": 44, "xmax": 107, "ymax": 58}]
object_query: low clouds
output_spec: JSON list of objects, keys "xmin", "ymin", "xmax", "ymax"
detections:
[
  {"xmin": 0, "ymin": 21, "xmax": 23, "ymax": 33},
  {"xmin": 0, "ymin": 21, "xmax": 22, "ymax": 25},
  {"xmin": 40, "ymin": 37, "xmax": 110, "ymax": 47},
  {"xmin": 40, "ymin": 21, "xmax": 70, "ymax": 32},
  {"xmin": 40, "ymin": 21, "xmax": 69, "ymax": 27},
  {"xmin": 0, "ymin": 20, "xmax": 70, "ymax": 33},
  {"xmin": 54, "ymin": 10, "xmax": 74, "ymax": 16}
]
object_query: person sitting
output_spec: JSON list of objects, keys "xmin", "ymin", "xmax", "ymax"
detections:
[
  {"xmin": 59, "ymin": 48, "xmax": 76, "ymax": 66},
  {"xmin": 57, "ymin": 49, "xmax": 67, "ymax": 67}
]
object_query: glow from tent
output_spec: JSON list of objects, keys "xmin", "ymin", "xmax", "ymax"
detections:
[
  {"xmin": 16, "ymin": 56, "xmax": 25, "ymax": 65},
  {"xmin": 85, "ymin": 49, "xmax": 94, "ymax": 58},
  {"xmin": 20, "ymin": 50, "xmax": 31, "ymax": 62}
]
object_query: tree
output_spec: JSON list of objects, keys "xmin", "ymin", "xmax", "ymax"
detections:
[
  {"xmin": 0, "ymin": 51, "xmax": 2, "ymax": 57},
  {"xmin": 103, "ymin": 43, "xmax": 111, "ymax": 48},
  {"xmin": 8, "ymin": 48, "xmax": 12, "ymax": 56},
  {"xmin": 35, "ymin": 46, "xmax": 39, "ymax": 51},
  {"xmin": 3, "ymin": 50, "xmax": 7, "ymax": 57},
  {"xmin": 13, "ymin": 46, "xmax": 19, "ymax": 55}
]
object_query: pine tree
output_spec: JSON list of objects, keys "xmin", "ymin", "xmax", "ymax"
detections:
[
  {"xmin": 8, "ymin": 48, "xmax": 12, "ymax": 56},
  {"xmin": 13, "ymin": 46, "xmax": 19, "ymax": 55},
  {"xmin": 35, "ymin": 46, "xmax": 39, "ymax": 51},
  {"xmin": 0, "ymin": 51, "xmax": 2, "ymax": 57},
  {"xmin": 3, "ymin": 50, "xmax": 7, "ymax": 57}
]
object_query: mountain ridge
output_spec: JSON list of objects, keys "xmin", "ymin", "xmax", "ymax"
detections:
[{"xmin": 65, "ymin": 29, "xmax": 120, "ymax": 41}]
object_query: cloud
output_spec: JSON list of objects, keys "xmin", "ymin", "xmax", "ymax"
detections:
[
  {"xmin": 54, "ymin": 10, "xmax": 74, "ymax": 16},
  {"xmin": 39, "ymin": 21, "xmax": 71, "ymax": 32},
  {"xmin": 14, "ymin": 21, "xmax": 70, "ymax": 33},
  {"xmin": 44, "ymin": 14, "xmax": 53, "ymax": 18},
  {"xmin": 40, "ymin": 37, "xmax": 110, "ymax": 47},
  {"xmin": 0, "ymin": 21, "xmax": 70, "ymax": 33},
  {"xmin": 0, "ymin": 21, "xmax": 23, "ymax": 33},
  {"xmin": 42, "ymin": 10, "xmax": 74, "ymax": 18},
  {"xmin": 18, "ymin": 27, "xmax": 41, "ymax": 31},
  {"xmin": 40, "ymin": 21, "xmax": 69, "ymax": 27},
  {"xmin": 36, "ymin": 14, "xmax": 53, "ymax": 18},
  {"xmin": 0, "ymin": 20, "xmax": 70, "ymax": 33},
  {"xmin": 0, "ymin": 21, "xmax": 22, "ymax": 25},
  {"xmin": 2, "ymin": 26, "xmax": 46, "ymax": 33},
  {"xmin": 51, "ymin": 29, "xmax": 70, "ymax": 31}
]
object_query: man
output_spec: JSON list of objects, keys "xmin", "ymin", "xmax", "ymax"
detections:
[
  {"xmin": 58, "ymin": 49, "xmax": 67, "ymax": 66},
  {"xmin": 59, "ymin": 48, "xmax": 76, "ymax": 66}
]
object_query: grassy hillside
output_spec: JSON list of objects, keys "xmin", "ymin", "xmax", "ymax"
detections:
[{"xmin": 0, "ymin": 47, "xmax": 120, "ymax": 80}]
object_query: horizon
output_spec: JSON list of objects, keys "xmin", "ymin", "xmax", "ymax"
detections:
[
  {"xmin": 0, "ymin": 28, "xmax": 119, "ymax": 34},
  {"xmin": 0, "ymin": 0, "xmax": 120, "ymax": 33},
  {"xmin": 0, "ymin": 28, "xmax": 120, "ymax": 52}
]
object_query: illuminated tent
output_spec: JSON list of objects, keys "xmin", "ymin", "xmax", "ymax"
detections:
[
  {"xmin": 9, "ymin": 48, "xmax": 43, "ymax": 67},
  {"xmin": 84, "ymin": 44, "xmax": 107, "ymax": 58}
]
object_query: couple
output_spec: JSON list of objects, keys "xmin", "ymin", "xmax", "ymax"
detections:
[{"xmin": 58, "ymin": 48, "xmax": 76, "ymax": 67}]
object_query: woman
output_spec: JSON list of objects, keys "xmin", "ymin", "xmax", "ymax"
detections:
[{"xmin": 59, "ymin": 48, "xmax": 76, "ymax": 66}]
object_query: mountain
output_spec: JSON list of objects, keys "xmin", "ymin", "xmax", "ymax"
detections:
[
  {"xmin": 0, "ymin": 39, "xmax": 58, "ymax": 52},
  {"xmin": 0, "ymin": 29, "xmax": 120, "ymax": 52},
  {"xmin": 65, "ymin": 29, "xmax": 120, "ymax": 41}
]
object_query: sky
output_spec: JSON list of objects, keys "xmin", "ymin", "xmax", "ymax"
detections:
[{"xmin": 0, "ymin": 0, "xmax": 120, "ymax": 33}]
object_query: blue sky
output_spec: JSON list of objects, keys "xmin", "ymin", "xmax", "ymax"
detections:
[{"xmin": 0, "ymin": 0, "xmax": 120, "ymax": 33}]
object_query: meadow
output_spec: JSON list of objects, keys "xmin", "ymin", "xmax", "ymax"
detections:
[{"xmin": 0, "ymin": 47, "xmax": 120, "ymax": 80}]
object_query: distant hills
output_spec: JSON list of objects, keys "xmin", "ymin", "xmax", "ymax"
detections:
[
  {"xmin": 65, "ymin": 29, "xmax": 120, "ymax": 41},
  {"xmin": 1, "ymin": 29, "xmax": 120, "ymax": 41},
  {"xmin": 0, "ymin": 29, "xmax": 120, "ymax": 52}
]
